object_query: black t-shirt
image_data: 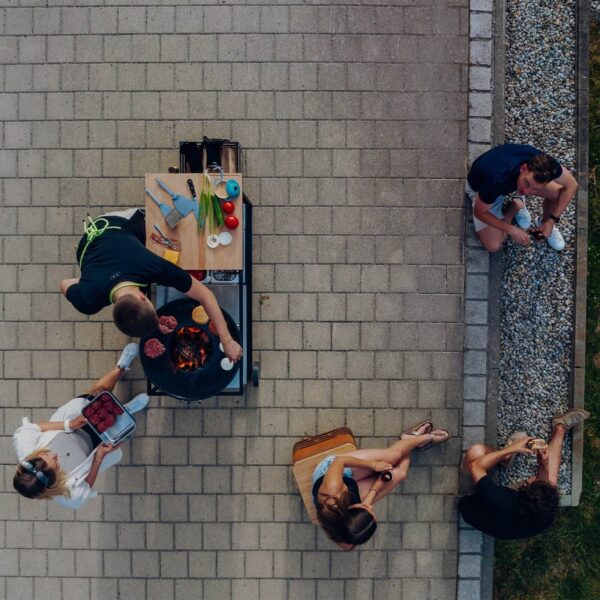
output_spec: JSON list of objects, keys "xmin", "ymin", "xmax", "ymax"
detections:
[
  {"xmin": 467, "ymin": 144, "xmax": 558, "ymax": 204},
  {"xmin": 458, "ymin": 476, "xmax": 553, "ymax": 540},
  {"xmin": 312, "ymin": 475, "xmax": 361, "ymax": 507},
  {"xmin": 66, "ymin": 215, "xmax": 192, "ymax": 315}
]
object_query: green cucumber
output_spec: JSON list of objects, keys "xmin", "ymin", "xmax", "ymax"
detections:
[{"xmin": 213, "ymin": 194, "xmax": 224, "ymax": 228}]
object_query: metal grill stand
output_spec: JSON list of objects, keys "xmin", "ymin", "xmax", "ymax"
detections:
[{"xmin": 146, "ymin": 139, "xmax": 258, "ymax": 401}]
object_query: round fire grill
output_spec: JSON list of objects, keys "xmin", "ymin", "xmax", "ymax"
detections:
[{"xmin": 140, "ymin": 298, "xmax": 241, "ymax": 401}]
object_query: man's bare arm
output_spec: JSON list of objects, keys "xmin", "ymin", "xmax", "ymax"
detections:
[
  {"xmin": 468, "ymin": 437, "xmax": 534, "ymax": 483},
  {"xmin": 551, "ymin": 168, "xmax": 579, "ymax": 218},
  {"xmin": 184, "ymin": 278, "xmax": 242, "ymax": 361}
]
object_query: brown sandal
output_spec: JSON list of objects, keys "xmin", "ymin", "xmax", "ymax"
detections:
[
  {"xmin": 415, "ymin": 428, "xmax": 449, "ymax": 452},
  {"xmin": 400, "ymin": 420, "xmax": 433, "ymax": 440}
]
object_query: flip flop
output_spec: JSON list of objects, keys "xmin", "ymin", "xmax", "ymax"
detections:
[
  {"xmin": 400, "ymin": 420, "xmax": 433, "ymax": 440},
  {"xmin": 415, "ymin": 428, "xmax": 449, "ymax": 452}
]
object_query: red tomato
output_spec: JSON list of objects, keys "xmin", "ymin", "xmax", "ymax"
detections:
[
  {"xmin": 188, "ymin": 270, "xmax": 207, "ymax": 281},
  {"xmin": 222, "ymin": 201, "xmax": 235, "ymax": 214},
  {"xmin": 224, "ymin": 215, "xmax": 239, "ymax": 229}
]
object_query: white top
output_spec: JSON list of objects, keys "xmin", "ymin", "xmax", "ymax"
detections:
[
  {"xmin": 49, "ymin": 431, "xmax": 92, "ymax": 474},
  {"xmin": 13, "ymin": 396, "xmax": 123, "ymax": 510}
]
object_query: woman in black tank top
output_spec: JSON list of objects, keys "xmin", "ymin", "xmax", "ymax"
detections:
[{"xmin": 312, "ymin": 421, "xmax": 450, "ymax": 550}]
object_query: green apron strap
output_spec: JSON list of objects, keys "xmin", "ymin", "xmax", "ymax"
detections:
[{"xmin": 78, "ymin": 216, "xmax": 121, "ymax": 269}]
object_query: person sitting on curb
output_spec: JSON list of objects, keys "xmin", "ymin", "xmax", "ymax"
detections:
[
  {"xmin": 458, "ymin": 408, "xmax": 590, "ymax": 540},
  {"xmin": 313, "ymin": 421, "xmax": 449, "ymax": 550},
  {"xmin": 12, "ymin": 344, "xmax": 148, "ymax": 510},
  {"xmin": 466, "ymin": 143, "xmax": 578, "ymax": 252},
  {"xmin": 60, "ymin": 208, "xmax": 242, "ymax": 362}
]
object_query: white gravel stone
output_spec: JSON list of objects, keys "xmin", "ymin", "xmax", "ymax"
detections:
[{"xmin": 498, "ymin": 0, "xmax": 576, "ymax": 493}]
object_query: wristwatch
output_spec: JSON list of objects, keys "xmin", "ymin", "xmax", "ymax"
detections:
[{"xmin": 549, "ymin": 214, "xmax": 560, "ymax": 223}]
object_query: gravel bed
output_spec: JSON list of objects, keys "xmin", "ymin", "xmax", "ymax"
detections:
[{"xmin": 498, "ymin": 0, "xmax": 576, "ymax": 492}]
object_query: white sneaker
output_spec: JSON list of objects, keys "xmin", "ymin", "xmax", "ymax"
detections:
[
  {"xmin": 124, "ymin": 392, "xmax": 149, "ymax": 414},
  {"xmin": 515, "ymin": 207, "xmax": 532, "ymax": 230},
  {"xmin": 535, "ymin": 217, "xmax": 565, "ymax": 251},
  {"xmin": 117, "ymin": 342, "xmax": 139, "ymax": 371}
]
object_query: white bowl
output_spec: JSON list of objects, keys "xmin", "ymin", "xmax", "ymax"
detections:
[{"xmin": 218, "ymin": 231, "xmax": 232, "ymax": 246}]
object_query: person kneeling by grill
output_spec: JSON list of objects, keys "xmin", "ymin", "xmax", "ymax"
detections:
[
  {"xmin": 459, "ymin": 408, "xmax": 590, "ymax": 539},
  {"xmin": 60, "ymin": 208, "xmax": 242, "ymax": 363},
  {"xmin": 12, "ymin": 344, "xmax": 147, "ymax": 510},
  {"xmin": 313, "ymin": 421, "xmax": 449, "ymax": 550}
]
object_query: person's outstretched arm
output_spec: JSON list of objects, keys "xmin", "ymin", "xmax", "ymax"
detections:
[
  {"xmin": 550, "ymin": 168, "xmax": 579, "ymax": 218},
  {"xmin": 85, "ymin": 443, "xmax": 121, "ymax": 488},
  {"xmin": 469, "ymin": 437, "xmax": 534, "ymax": 483},
  {"xmin": 184, "ymin": 278, "xmax": 242, "ymax": 362},
  {"xmin": 319, "ymin": 456, "xmax": 392, "ymax": 497},
  {"xmin": 37, "ymin": 415, "xmax": 87, "ymax": 433}
]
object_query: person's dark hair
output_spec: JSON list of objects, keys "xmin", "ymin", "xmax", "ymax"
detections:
[
  {"xmin": 113, "ymin": 295, "xmax": 159, "ymax": 337},
  {"xmin": 525, "ymin": 153, "xmax": 563, "ymax": 183},
  {"xmin": 316, "ymin": 489, "xmax": 378, "ymax": 546},
  {"xmin": 516, "ymin": 480, "xmax": 559, "ymax": 529},
  {"xmin": 13, "ymin": 453, "xmax": 69, "ymax": 500}
]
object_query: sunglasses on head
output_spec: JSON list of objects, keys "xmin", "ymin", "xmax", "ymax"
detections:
[{"xmin": 20, "ymin": 460, "xmax": 50, "ymax": 486}]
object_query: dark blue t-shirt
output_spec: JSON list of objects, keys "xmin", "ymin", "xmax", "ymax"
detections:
[
  {"xmin": 458, "ymin": 475, "xmax": 553, "ymax": 540},
  {"xmin": 66, "ymin": 216, "xmax": 192, "ymax": 315},
  {"xmin": 467, "ymin": 144, "xmax": 555, "ymax": 204}
]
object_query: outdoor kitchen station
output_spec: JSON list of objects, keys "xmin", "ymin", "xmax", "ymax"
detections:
[{"xmin": 141, "ymin": 138, "xmax": 257, "ymax": 401}]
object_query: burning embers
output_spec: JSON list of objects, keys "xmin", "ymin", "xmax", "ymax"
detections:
[{"xmin": 169, "ymin": 326, "xmax": 213, "ymax": 372}]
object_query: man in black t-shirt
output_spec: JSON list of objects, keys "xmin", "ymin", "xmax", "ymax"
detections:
[
  {"xmin": 60, "ymin": 208, "xmax": 242, "ymax": 363},
  {"xmin": 466, "ymin": 144, "xmax": 578, "ymax": 252},
  {"xmin": 458, "ymin": 408, "xmax": 589, "ymax": 540}
]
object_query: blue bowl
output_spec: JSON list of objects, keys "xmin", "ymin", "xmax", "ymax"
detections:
[{"xmin": 225, "ymin": 180, "xmax": 240, "ymax": 199}]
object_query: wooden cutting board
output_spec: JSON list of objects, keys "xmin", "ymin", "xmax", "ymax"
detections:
[{"xmin": 144, "ymin": 173, "xmax": 243, "ymax": 270}]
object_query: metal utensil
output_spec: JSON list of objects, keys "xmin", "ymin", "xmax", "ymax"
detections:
[
  {"xmin": 152, "ymin": 225, "xmax": 181, "ymax": 251},
  {"xmin": 187, "ymin": 179, "xmax": 198, "ymax": 202},
  {"xmin": 145, "ymin": 188, "xmax": 183, "ymax": 229},
  {"xmin": 155, "ymin": 178, "xmax": 198, "ymax": 219},
  {"xmin": 153, "ymin": 224, "xmax": 173, "ymax": 248}
]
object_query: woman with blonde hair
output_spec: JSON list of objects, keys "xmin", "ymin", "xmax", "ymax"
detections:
[
  {"xmin": 313, "ymin": 421, "xmax": 449, "ymax": 550},
  {"xmin": 13, "ymin": 343, "xmax": 148, "ymax": 509}
]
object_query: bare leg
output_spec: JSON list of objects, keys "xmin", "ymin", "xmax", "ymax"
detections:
[
  {"xmin": 85, "ymin": 367, "xmax": 126, "ymax": 396},
  {"xmin": 539, "ymin": 181, "xmax": 562, "ymax": 220},
  {"xmin": 341, "ymin": 434, "xmax": 433, "ymax": 481},
  {"xmin": 477, "ymin": 199, "xmax": 523, "ymax": 252},
  {"xmin": 462, "ymin": 444, "xmax": 496, "ymax": 472},
  {"xmin": 538, "ymin": 424, "xmax": 566, "ymax": 486}
]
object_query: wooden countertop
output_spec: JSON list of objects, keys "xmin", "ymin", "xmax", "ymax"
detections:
[{"xmin": 144, "ymin": 173, "xmax": 243, "ymax": 270}]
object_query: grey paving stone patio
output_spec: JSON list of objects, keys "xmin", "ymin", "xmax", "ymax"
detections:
[{"xmin": 0, "ymin": 1, "xmax": 468, "ymax": 598}]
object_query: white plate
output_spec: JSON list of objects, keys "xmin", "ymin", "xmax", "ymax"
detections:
[
  {"xmin": 218, "ymin": 231, "xmax": 232, "ymax": 246},
  {"xmin": 221, "ymin": 357, "xmax": 234, "ymax": 371}
]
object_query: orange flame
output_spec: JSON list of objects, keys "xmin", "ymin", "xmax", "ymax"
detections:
[{"xmin": 172, "ymin": 326, "xmax": 211, "ymax": 371}]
